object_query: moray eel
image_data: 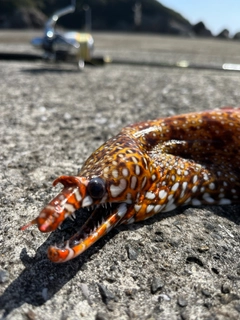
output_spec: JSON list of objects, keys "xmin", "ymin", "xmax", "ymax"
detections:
[{"xmin": 21, "ymin": 108, "xmax": 240, "ymax": 262}]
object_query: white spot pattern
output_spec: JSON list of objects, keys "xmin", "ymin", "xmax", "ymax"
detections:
[{"xmin": 110, "ymin": 179, "xmax": 127, "ymax": 197}]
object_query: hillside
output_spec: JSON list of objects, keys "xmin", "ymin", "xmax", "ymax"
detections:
[{"xmin": 0, "ymin": 0, "xmax": 194, "ymax": 35}]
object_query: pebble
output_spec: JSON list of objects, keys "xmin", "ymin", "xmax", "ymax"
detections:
[
  {"xmin": 178, "ymin": 296, "xmax": 188, "ymax": 307},
  {"xmin": 25, "ymin": 309, "xmax": 36, "ymax": 320},
  {"xmin": 154, "ymin": 235, "xmax": 164, "ymax": 242},
  {"xmin": 125, "ymin": 244, "xmax": 139, "ymax": 260},
  {"xmin": 0, "ymin": 269, "xmax": 9, "ymax": 283},
  {"xmin": 80, "ymin": 283, "xmax": 92, "ymax": 304},
  {"xmin": 158, "ymin": 294, "xmax": 171, "ymax": 302},
  {"xmin": 202, "ymin": 289, "xmax": 211, "ymax": 297},
  {"xmin": 221, "ymin": 283, "xmax": 230, "ymax": 294},
  {"xmin": 151, "ymin": 277, "xmax": 164, "ymax": 294},
  {"xmin": 197, "ymin": 245, "xmax": 209, "ymax": 253},
  {"xmin": 220, "ymin": 293, "xmax": 239, "ymax": 305},
  {"xmin": 125, "ymin": 288, "xmax": 137, "ymax": 297},
  {"xmin": 63, "ymin": 112, "xmax": 72, "ymax": 120},
  {"xmin": 97, "ymin": 283, "xmax": 115, "ymax": 304},
  {"xmin": 95, "ymin": 312, "xmax": 109, "ymax": 320}
]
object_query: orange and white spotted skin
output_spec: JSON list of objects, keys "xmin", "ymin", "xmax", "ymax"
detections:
[{"xmin": 21, "ymin": 108, "xmax": 240, "ymax": 262}]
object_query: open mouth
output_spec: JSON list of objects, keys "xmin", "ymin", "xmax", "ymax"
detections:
[
  {"xmin": 47, "ymin": 202, "xmax": 129, "ymax": 262},
  {"xmin": 20, "ymin": 175, "xmax": 132, "ymax": 263}
]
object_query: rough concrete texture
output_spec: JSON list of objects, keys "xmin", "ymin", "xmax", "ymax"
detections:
[{"xmin": 0, "ymin": 32, "xmax": 240, "ymax": 320}]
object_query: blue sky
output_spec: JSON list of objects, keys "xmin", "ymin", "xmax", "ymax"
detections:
[{"xmin": 160, "ymin": 0, "xmax": 240, "ymax": 36}]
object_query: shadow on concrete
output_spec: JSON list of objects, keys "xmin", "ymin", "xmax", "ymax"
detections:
[
  {"xmin": 0, "ymin": 204, "xmax": 239, "ymax": 317},
  {"xmin": 0, "ymin": 214, "xmax": 119, "ymax": 317},
  {"xmin": 21, "ymin": 67, "xmax": 83, "ymax": 74}
]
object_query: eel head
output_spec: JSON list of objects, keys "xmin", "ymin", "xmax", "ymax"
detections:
[{"xmin": 20, "ymin": 133, "xmax": 154, "ymax": 262}]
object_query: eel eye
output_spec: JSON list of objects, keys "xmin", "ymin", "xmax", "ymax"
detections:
[{"xmin": 87, "ymin": 177, "xmax": 106, "ymax": 199}]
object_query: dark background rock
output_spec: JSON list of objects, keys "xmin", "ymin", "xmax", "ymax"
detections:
[
  {"xmin": 12, "ymin": 8, "xmax": 46, "ymax": 29},
  {"xmin": 0, "ymin": 0, "xmax": 191, "ymax": 34},
  {"xmin": 217, "ymin": 28, "xmax": 230, "ymax": 39},
  {"xmin": 0, "ymin": 7, "xmax": 46, "ymax": 29},
  {"xmin": 1, "ymin": 0, "xmax": 239, "ymax": 39},
  {"xmin": 192, "ymin": 21, "xmax": 212, "ymax": 37},
  {"xmin": 233, "ymin": 32, "xmax": 240, "ymax": 40}
]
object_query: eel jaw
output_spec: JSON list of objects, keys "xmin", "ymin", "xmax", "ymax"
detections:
[{"xmin": 48, "ymin": 202, "xmax": 129, "ymax": 263}]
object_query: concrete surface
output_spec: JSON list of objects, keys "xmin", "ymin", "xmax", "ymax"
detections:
[{"xmin": 0, "ymin": 32, "xmax": 240, "ymax": 320}]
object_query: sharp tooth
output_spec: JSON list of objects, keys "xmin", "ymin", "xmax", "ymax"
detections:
[
  {"xmin": 58, "ymin": 225, "xmax": 62, "ymax": 230},
  {"xmin": 65, "ymin": 240, "xmax": 70, "ymax": 248},
  {"xmin": 69, "ymin": 215, "xmax": 74, "ymax": 221},
  {"xmin": 72, "ymin": 212, "xmax": 76, "ymax": 219}
]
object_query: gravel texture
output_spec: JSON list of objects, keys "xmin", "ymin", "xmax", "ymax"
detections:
[{"xmin": 0, "ymin": 32, "xmax": 240, "ymax": 320}]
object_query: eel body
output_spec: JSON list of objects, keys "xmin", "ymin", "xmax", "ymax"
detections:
[{"xmin": 21, "ymin": 108, "xmax": 240, "ymax": 262}]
